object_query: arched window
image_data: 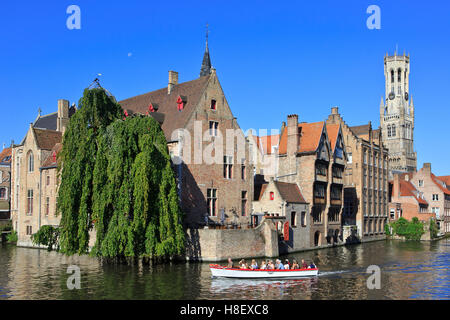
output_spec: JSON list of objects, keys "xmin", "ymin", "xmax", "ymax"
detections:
[
  {"xmin": 387, "ymin": 125, "xmax": 392, "ymax": 137},
  {"xmin": 391, "ymin": 124, "xmax": 396, "ymax": 137},
  {"xmin": 28, "ymin": 151, "xmax": 34, "ymax": 172},
  {"xmin": 397, "ymin": 68, "xmax": 402, "ymax": 82},
  {"xmin": 391, "ymin": 70, "xmax": 394, "ymax": 83}
]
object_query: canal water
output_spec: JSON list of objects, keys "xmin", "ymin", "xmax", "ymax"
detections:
[{"xmin": 0, "ymin": 239, "xmax": 449, "ymax": 300}]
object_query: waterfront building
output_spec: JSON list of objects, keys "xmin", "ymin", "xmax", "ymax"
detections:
[
  {"xmin": 326, "ymin": 107, "xmax": 389, "ymax": 242},
  {"xmin": 10, "ymin": 100, "xmax": 75, "ymax": 246},
  {"xmin": 252, "ymin": 178, "xmax": 310, "ymax": 253},
  {"xmin": 389, "ymin": 172, "xmax": 436, "ymax": 224},
  {"xmin": 389, "ymin": 163, "xmax": 450, "ymax": 235},
  {"xmin": 0, "ymin": 147, "xmax": 12, "ymax": 221},
  {"xmin": 379, "ymin": 53, "xmax": 417, "ymax": 177},
  {"xmin": 276, "ymin": 115, "xmax": 343, "ymax": 247},
  {"xmin": 119, "ymin": 38, "xmax": 254, "ymax": 228}
]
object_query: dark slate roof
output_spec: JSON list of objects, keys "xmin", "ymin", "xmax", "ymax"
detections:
[
  {"xmin": 274, "ymin": 181, "xmax": 308, "ymax": 204},
  {"xmin": 349, "ymin": 124, "xmax": 370, "ymax": 137},
  {"xmin": 34, "ymin": 113, "xmax": 57, "ymax": 130},
  {"xmin": 119, "ymin": 76, "xmax": 211, "ymax": 141}
]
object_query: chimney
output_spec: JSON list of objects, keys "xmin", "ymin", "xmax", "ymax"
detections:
[
  {"xmin": 331, "ymin": 107, "xmax": 339, "ymax": 115},
  {"xmin": 393, "ymin": 174, "xmax": 401, "ymax": 198},
  {"xmin": 287, "ymin": 114, "xmax": 299, "ymax": 156},
  {"xmin": 168, "ymin": 70, "xmax": 178, "ymax": 94},
  {"xmin": 423, "ymin": 163, "xmax": 431, "ymax": 175},
  {"xmin": 57, "ymin": 99, "xmax": 70, "ymax": 133}
]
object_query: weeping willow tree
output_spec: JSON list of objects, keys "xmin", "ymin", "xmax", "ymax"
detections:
[
  {"xmin": 57, "ymin": 88, "xmax": 185, "ymax": 261},
  {"xmin": 91, "ymin": 115, "xmax": 185, "ymax": 260}
]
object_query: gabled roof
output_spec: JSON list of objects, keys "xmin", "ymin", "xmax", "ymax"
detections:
[
  {"xmin": 32, "ymin": 106, "xmax": 76, "ymax": 131},
  {"xmin": 278, "ymin": 121, "xmax": 325, "ymax": 155},
  {"xmin": 255, "ymin": 134, "xmax": 280, "ymax": 155},
  {"xmin": 326, "ymin": 124, "xmax": 340, "ymax": 152},
  {"xmin": 431, "ymin": 174, "xmax": 450, "ymax": 195},
  {"xmin": 258, "ymin": 181, "xmax": 307, "ymax": 204},
  {"xmin": 119, "ymin": 75, "xmax": 211, "ymax": 141},
  {"xmin": 41, "ymin": 143, "xmax": 62, "ymax": 169},
  {"xmin": 33, "ymin": 128, "xmax": 62, "ymax": 150},
  {"xmin": 274, "ymin": 181, "xmax": 307, "ymax": 204},
  {"xmin": 349, "ymin": 124, "xmax": 370, "ymax": 137},
  {"xmin": 0, "ymin": 148, "xmax": 12, "ymax": 165},
  {"xmin": 399, "ymin": 180, "xmax": 428, "ymax": 205}
]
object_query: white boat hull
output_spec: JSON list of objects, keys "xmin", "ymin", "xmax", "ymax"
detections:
[{"xmin": 210, "ymin": 265, "xmax": 319, "ymax": 279}]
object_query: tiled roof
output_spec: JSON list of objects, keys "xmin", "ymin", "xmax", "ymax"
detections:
[
  {"xmin": 256, "ymin": 134, "xmax": 280, "ymax": 155},
  {"xmin": 326, "ymin": 124, "xmax": 340, "ymax": 152},
  {"xmin": 399, "ymin": 180, "xmax": 428, "ymax": 205},
  {"xmin": 119, "ymin": 76, "xmax": 210, "ymax": 141},
  {"xmin": 431, "ymin": 174, "xmax": 450, "ymax": 195},
  {"xmin": 437, "ymin": 176, "xmax": 450, "ymax": 190},
  {"xmin": 41, "ymin": 143, "xmax": 62, "ymax": 168},
  {"xmin": 279, "ymin": 121, "xmax": 325, "ymax": 155},
  {"xmin": 349, "ymin": 124, "xmax": 370, "ymax": 137},
  {"xmin": 33, "ymin": 128, "xmax": 62, "ymax": 150},
  {"xmin": 275, "ymin": 181, "xmax": 307, "ymax": 204},
  {"xmin": 258, "ymin": 181, "xmax": 307, "ymax": 204},
  {"xmin": 0, "ymin": 148, "xmax": 12, "ymax": 165}
]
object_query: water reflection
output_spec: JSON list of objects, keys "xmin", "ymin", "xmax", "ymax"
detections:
[{"xmin": 0, "ymin": 239, "xmax": 449, "ymax": 300}]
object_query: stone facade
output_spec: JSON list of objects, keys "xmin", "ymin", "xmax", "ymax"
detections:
[
  {"xmin": 380, "ymin": 53, "xmax": 417, "ymax": 176},
  {"xmin": 327, "ymin": 107, "xmax": 389, "ymax": 241},
  {"xmin": 10, "ymin": 100, "xmax": 71, "ymax": 247}
]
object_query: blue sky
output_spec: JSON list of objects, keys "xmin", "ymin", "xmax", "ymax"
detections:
[{"xmin": 0, "ymin": 0, "xmax": 449, "ymax": 175}]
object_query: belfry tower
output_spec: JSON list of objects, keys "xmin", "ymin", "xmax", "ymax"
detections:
[{"xmin": 380, "ymin": 52, "xmax": 417, "ymax": 176}]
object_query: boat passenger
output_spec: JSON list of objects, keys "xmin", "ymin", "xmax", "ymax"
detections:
[
  {"xmin": 310, "ymin": 262, "xmax": 316, "ymax": 269},
  {"xmin": 284, "ymin": 259, "xmax": 290, "ymax": 269},
  {"xmin": 267, "ymin": 260, "xmax": 275, "ymax": 270},
  {"xmin": 239, "ymin": 259, "xmax": 247, "ymax": 269},
  {"xmin": 260, "ymin": 260, "xmax": 267, "ymax": 270},
  {"xmin": 250, "ymin": 259, "xmax": 258, "ymax": 270},
  {"xmin": 291, "ymin": 259, "xmax": 299, "ymax": 269},
  {"xmin": 301, "ymin": 259, "xmax": 308, "ymax": 269},
  {"xmin": 227, "ymin": 258, "xmax": 233, "ymax": 268},
  {"xmin": 275, "ymin": 259, "xmax": 285, "ymax": 270}
]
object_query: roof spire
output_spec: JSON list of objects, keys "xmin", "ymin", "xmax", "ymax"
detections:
[{"xmin": 200, "ymin": 23, "xmax": 212, "ymax": 77}]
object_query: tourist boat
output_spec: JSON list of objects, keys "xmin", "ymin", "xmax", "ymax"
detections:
[{"xmin": 209, "ymin": 264, "xmax": 319, "ymax": 279}]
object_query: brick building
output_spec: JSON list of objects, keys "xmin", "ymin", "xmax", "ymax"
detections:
[
  {"xmin": 0, "ymin": 147, "xmax": 12, "ymax": 220},
  {"xmin": 389, "ymin": 172, "xmax": 436, "ymax": 224},
  {"xmin": 247, "ymin": 132, "xmax": 280, "ymax": 180},
  {"xmin": 11, "ymin": 100, "xmax": 74, "ymax": 246},
  {"xmin": 120, "ymin": 41, "xmax": 254, "ymax": 228},
  {"xmin": 390, "ymin": 163, "xmax": 450, "ymax": 235},
  {"xmin": 276, "ymin": 115, "xmax": 344, "ymax": 247},
  {"xmin": 326, "ymin": 107, "xmax": 389, "ymax": 242}
]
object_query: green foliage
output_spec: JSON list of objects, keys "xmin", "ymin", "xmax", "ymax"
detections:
[
  {"xmin": 57, "ymin": 88, "xmax": 123, "ymax": 255},
  {"xmin": 6, "ymin": 230, "xmax": 17, "ymax": 243},
  {"xmin": 0, "ymin": 222, "xmax": 12, "ymax": 232},
  {"xmin": 390, "ymin": 217, "xmax": 425, "ymax": 241},
  {"xmin": 384, "ymin": 223, "xmax": 391, "ymax": 236},
  {"xmin": 57, "ymin": 87, "xmax": 185, "ymax": 261},
  {"xmin": 429, "ymin": 218, "xmax": 439, "ymax": 239},
  {"xmin": 31, "ymin": 225, "xmax": 60, "ymax": 251}
]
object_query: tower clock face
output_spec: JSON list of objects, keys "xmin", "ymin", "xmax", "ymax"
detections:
[
  {"xmin": 389, "ymin": 92, "xmax": 395, "ymax": 100},
  {"xmin": 405, "ymin": 92, "xmax": 409, "ymax": 101}
]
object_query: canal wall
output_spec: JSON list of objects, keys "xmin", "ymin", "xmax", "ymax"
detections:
[{"xmin": 185, "ymin": 218, "xmax": 279, "ymax": 262}]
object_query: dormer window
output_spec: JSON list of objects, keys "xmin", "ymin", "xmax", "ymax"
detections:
[
  {"xmin": 177, "ymin": 96, "xmax": 187, "ymax": 112},
  {"xmin": 210, "ymin": 99, "xmax": 217, "ymax": 110}
]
